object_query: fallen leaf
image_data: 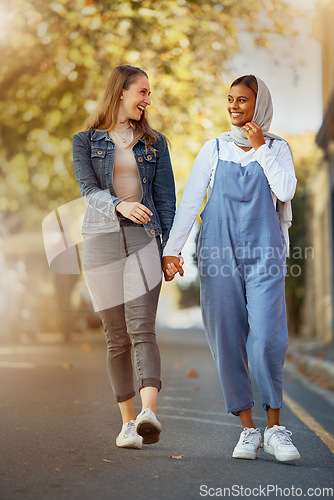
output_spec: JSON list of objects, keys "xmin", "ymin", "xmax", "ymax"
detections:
[
  {"xmin": 194, "ymin": 386, "xmax": 201, "ymax": 390},
  {"xmin": 170, "ymin": 455, "xmax": 184, "ymax": 459},
  {"xmin": 54, "ymin": 467, "xmax": 61, "ymax": 472},
  {"xmin": 81, "ymin": 343, "xmax": 92, "ymax": 352},
  {"xmin": 102, "ymin": 459, "xmax": 113, "ymax": 463},
  {"xmin": 58, "ymin": 363, "xmax": 73, "ymax": 370},
  {"xmin": 186, "ymin": 369, "xmax": 198, "ymax": 378}
]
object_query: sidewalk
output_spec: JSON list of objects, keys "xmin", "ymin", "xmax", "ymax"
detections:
[{"xmin": 287, "ymin": 339, "xmax": 334, "ymax": 391}]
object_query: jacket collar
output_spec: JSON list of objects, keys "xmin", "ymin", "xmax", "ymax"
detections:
[
  {"xmin": 91, "ymin": 129, "xmax": 111, "ymax": 141},
  {"xmin": 91, "ymin": 128, "xmax": 145, "ymax": 145}
]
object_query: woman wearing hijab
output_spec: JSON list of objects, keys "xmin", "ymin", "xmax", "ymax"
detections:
[
  {"xmin": 162, "ymin": 75, "xmax": 300, "ymax": 462},
  {"xmin": 73, "ymin": 65, "xmax": 175, "ymax": 449}
]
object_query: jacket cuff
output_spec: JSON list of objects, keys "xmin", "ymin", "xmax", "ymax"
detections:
[{"xmin": 112, "ymin": 197, "xmax": 123, "ymax": 211}]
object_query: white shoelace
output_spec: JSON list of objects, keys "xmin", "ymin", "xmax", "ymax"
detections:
[
  {"xmin": 242, "ymin": 428, "xmax": 260, "ymax": 445},
  {"xmin": 269, "ymin": 426, "xmax": 293, "ymax": 445}
]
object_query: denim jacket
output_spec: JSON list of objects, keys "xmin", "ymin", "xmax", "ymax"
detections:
[{"xmin": 72, "ymin": 129, "xmax": 176, "ymax": 248}]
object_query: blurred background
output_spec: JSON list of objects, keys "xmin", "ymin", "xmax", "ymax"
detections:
[{"xmin": 0, "ymin": 0, "xmax": 333, "ymax": 346}]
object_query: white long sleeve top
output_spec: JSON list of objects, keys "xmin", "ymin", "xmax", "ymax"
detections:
[{"xmin": 163, "ymin": 138, "xmax": 297, "ymax": 258}]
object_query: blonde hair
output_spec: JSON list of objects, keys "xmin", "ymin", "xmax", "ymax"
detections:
[{"xmin": 84, "ymin": 65, "xmax": 160, "ymax": 150}]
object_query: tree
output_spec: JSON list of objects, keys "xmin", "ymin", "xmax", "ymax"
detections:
[
  {"xmin": 0, "ymin": 0, "xmax": 297, "ymax": 232},
  {"xmin": 284, "ymin": 133, "xmax": 324, "ymax": 335}
]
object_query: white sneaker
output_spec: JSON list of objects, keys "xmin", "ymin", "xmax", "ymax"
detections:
[
  {"xmin": 264, "ymin": 425, "xmax": 301, "ymax": 461},
  {"xmin": 232, "ymin": 428, "xmax": 261, "ymax": 460},
  {"xmin": 136, "ymin": 408, "xmax": 162, "ymax": 444},
  {"xmin": 116, "ymin": 420, "xmax": 142, "ymax": 449}
]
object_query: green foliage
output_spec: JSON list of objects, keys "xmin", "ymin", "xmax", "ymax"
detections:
[{"xmin": 0, "ymin": 0, "xmax": 296, "ymax": 231}]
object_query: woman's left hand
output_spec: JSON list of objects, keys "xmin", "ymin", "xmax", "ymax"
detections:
[
  {"xmin": 241, "ymin": 122, "xmax": 265, "ymax": 150},
  {"xmin": 162, "ymin": 255, "xmax": 184, "ymax": 281}
]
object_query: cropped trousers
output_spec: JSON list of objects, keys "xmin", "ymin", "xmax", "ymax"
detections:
[{"xmin": 82, "ymin": 219, "xmax": 162, "ymax": 402}]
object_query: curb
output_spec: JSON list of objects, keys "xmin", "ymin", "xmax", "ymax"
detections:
[{"xmin": 287, "ymin": 348, "xmax": 334, "ymax": 391}]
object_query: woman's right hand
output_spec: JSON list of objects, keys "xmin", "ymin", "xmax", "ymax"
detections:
[{"xmin": 116, "ymin": 201, "xmax": 153, "ymax": 224}]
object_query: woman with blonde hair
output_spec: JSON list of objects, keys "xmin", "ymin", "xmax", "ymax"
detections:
[{"xmin": 73, "ymin": 65, "xmax": 175, "ymax": 449}]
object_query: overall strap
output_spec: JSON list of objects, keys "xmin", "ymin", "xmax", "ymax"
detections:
[{"xmin": 208, "ymin": 138, "xmax": 221, "ymax": 185}]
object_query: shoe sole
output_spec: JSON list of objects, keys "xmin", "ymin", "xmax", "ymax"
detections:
[
  {"xmin": 232, "ymin": 448, "xmax": 259, "ymax": 460},
  {"xmin": 137, "ymin": 421, "xmax": 161, "ymax": 444},
  {"xmin": 264, "ymin": 444, "xmax": 301, "ymax": 461},
  {"xmin": 116, "ymin": 440, "xmax": 142, "ymax": 449}
]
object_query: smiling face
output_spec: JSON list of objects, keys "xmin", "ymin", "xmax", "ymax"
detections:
[
  {"xmin": 227, "ymin": 83, "xmax": 256, "ymax": 127},
  {"xmin": 118, "ymin": 74, "xmax": 151, "ymax": 123}
]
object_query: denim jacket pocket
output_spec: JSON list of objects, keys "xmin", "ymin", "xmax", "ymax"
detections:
[
  {"xmin": 144, "ymin": 152, "xmax": 157, "ymax": 163},
  {"xmin": 91, "ymin": 147, "xmax": 106, "ymax": 166},
  {"xmin": 143, "ymin": 151, "xmax": 156, "ymax": 169},
  {"xmin": 90, "ymin": 148, "xmax": 107, "ymax": 184}
]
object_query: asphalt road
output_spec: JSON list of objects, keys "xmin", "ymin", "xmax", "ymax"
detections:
[{"xmin": 1, "ymin": 328, "xmax": 333, "ymax": 500}]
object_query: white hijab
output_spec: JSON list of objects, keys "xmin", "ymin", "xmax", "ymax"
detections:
[
  {"xmin": 220, "ymin": 76, "xmax": 293, "ymax": 255},
  {"xmin": 220, "ymin": 76, "xmax": 284, "ymax": 147}
]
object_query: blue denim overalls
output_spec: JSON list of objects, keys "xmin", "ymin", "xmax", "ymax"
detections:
[{"xmin": 198, "ymin": 139, "xmax": 288, "ymax": 415}]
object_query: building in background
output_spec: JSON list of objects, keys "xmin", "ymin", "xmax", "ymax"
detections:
[{"xmin": 302, "ymin": 0, "xmax": 334, "ymax": 343}]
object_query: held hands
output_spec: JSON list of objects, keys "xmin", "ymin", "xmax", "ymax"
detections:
[
  {"xmin": 241, "ymin": 122, "xmax": 265, "ymax": 150},
  {"xmin": 116, "ymin": 201, "xmax": 153, "ymax": 224},
  {"xmin": 162, "ymin": 255, "xmax": 184, "ymax": 282}
]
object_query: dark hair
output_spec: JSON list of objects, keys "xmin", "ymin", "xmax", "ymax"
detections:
[
  {"xmin": 84, "ymin": 65, "xmax": 159, "ymax": 149},
  {"xmin": 230, "ymin": 75, "xmax": 258, "ymax": 96}
]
